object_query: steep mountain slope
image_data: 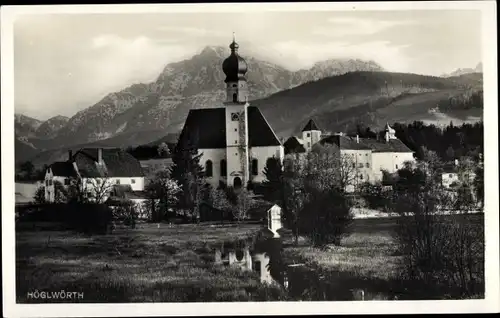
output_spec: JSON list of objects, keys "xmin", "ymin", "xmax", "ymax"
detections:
[
  {"xmin": 25, "ymin": 71, "xmax": 482, "ymax": 168},
  {"xmin": 15, "ymin": 114, "xmax": 43, "ymax": 138},
  {"xmin": 35, "ymin": 115, "xmax": 70, "ymax": 139},
  {"xmin": 45, "ymin": 46, "xmax": 384, "ymax": 149},
  {"xmin": 252, "ymin": 71, "xmax": 483, "ymax": 137}
]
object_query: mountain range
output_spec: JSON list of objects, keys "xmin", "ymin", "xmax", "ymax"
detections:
[
  {"xmin": 14, "ymin": 45, "xmax": 483, "ymax": 167},
  {"xmin": 441, "ymin": 62, "xmax": 483, "ymax": 78}
]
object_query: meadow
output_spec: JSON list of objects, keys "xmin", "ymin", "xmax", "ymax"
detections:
[
  {"xmin": 16, "ymin": 214, "xmax": 484, "ymax": 302},
  {"xmin": 16, "ymin": 222, "xmax": 287, "ymax": 303},
  {"xmin": 282, "ymin": 214, "xmax": 485, "ymax": 300}
]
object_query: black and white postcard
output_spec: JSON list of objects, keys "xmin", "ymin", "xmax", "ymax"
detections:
[{"xmin": 2, "ymin": 1, "xmax": 498, "ymax": 316}]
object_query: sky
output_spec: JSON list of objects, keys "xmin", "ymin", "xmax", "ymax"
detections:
[{"xmin": 13, "ymin": 9, "xmax": 483, "ymax": 120}]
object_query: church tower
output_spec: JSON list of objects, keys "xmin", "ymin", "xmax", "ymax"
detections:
[
  {"xmin": 301, "ymin": 119, "xmax": 322, "ymax": 152},
  {"xmin": 222, "ymin": 35, "xmax": 250, "ymax": 188}
]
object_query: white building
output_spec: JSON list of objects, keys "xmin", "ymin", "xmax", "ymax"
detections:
[
  {"xmin": 44, "ymin": 148, "xmax": 145, "ymax": 202},
  {"xmin": 176, "ymin": 37, "xmax": 284, "ymax": 189},
  {"xmin": 286, "ymin": 122, "xmax": 416, "ymax": 190}
]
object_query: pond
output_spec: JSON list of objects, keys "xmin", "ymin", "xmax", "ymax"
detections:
[{"xmin": 211, "ymin": 229, "xmax": 396, "ymax": 301}]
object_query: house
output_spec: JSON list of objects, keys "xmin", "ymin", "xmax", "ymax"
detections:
[
  {"xmin": 105, "ymin": 184, "xmax": 152, "ymax": 219},
  {"xmin": 44, "ymin": 148, "xmax": 145, "ymax": 202},
  {"xmin": 286, "ymin": 122, "xmax": 415, "ymax": 192},
  {"xmin": 176, "ymin": 37, "xmax": 284, "ymax": 189},
  {"xmin": 440, "ymin": 160, "xmax": 476, "ymax": 189}
]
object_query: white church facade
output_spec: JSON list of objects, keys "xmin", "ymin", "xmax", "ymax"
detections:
[{"xmin": 176, "ymin": 37, "xmax": 284, "ymax": 189}]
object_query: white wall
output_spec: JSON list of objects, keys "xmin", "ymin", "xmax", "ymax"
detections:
[
  {"xmin": 198, "ymin": 148, "xmax": 227, "ymax": 188},
  {"xmin": 372, "ymin": 152, "xmax": 415, "ymax": 181},
  {"xmin": 249, "ymin": 145, "xmax": 284, "ymax": 183},
  {"xmin": 441, "ymin": 173, "xmax": 459, "ymax": 188},
  {"xmin": 341, "ymin": 149, "xmax": 373, "ymax": 188}
]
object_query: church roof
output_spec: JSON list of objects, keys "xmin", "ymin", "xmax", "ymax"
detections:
[
  {"xmin": 319, "ymin": 135, "xmax": 413, "ymax": 153},
  {"xmin": 302, "ymin": 119, "xmax": 320, "ymax": 132},
  {"xmin": 176, "ymin": 106, "xmax": 282, "ymax": 150}
]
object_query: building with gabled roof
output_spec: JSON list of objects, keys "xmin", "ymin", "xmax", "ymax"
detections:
[
  {"xmin": 176, "ymin": 37, "xmax": 284, "ymax": 188},
  {"xmin": 44, "ymin": 147, "xmax": 145, "ymax": 202}
]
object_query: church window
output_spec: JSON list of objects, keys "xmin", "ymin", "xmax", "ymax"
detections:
[
  {"xmin": 220, "ymin": 160, "xmax": 227, "ymax": 177},
  {"xmin": 395, "ymin": 164, "xmax": 399, "ymax": 169},
  {"xmin": 360, "ymin": 174, "xmax": 364, "ymax": 180},
  {"xmin": 233, "ymin": 93, "xmax": 238, "ymax": 102},
  {"xmin": 234, "ymin": 128, "xmax": 237, "ymax": 132},
  {"xmin": 235, "ymin": 140, "xmax": 238, "ymax": 144},
  {"xmin": 231, "ymin": 113, "xmax": 239, "ymax": 121},
  {"xmin": 251, "ymin": 159, "xmax": 258, "ymax": 176},
  {"xmin": 352, "ymin": 163, "xmax": 356, "ymax": 169},
  {"xmin": 366, "ymin": 163, "xmax": 370, "ymax": 168},
  {"xmin": 306, "ymin": 133, "xmax": 310, "ymax": 137},
  {"xmin": 233, "ymin": 84, "xmax": 237, "ymax": 87},
  {"xmin": 205, "ymin": 160, "xmax": 213, "ymax": 177}
]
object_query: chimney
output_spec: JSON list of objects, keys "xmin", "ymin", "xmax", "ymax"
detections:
[
  {"xmin": 356, "ymin": 135, "xmax": 359, "ymax": 144},
  {"xmin": 455, "ymin": 159, "xmax": 459, "ymax": 166},
  {"xmin": 98, "ymin": 148, "xmax": 103, "ymax": 165},
  {"xmin": 385, "ymin": 132, "xmax": 389, "ymax": 143},
  {"xmin": 68, "ymin": 150, "xmax": 73, "ymax": 161}
]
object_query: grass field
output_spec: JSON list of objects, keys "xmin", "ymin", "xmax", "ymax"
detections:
[
  {"xmin": 16, "ymin": 214, "xmax": 484, "ymax": 302},
  {"xmin": 281, "ymin": 214, "xmax": 485, "ymax": 300},
  {"xmin": 16, "ymin": 222, "xmax": 288, "ymax": 303}
]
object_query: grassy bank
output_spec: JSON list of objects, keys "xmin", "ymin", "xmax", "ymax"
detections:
[
  {"xmin": 282, "ymin": 214, "xmax": 485, "ymax": 300},
  {"xmin": 16, "ymin": 222, "xmax": 287, "ymax": 303}
]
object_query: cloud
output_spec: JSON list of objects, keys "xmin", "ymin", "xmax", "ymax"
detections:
[
  {"xmin": 269, "ymin": 40, "xmax": 413, "ymax": 72},
  {"xmin": 312, "ymin": 17, "xmax": 413, "ymax": 37},
  {"xmin": 85, "ymin": 34, "xmax": 194, "ymax": 94},
  {"xmin": 157, "ymin": 26, "xmax": 226, "ymax": 38}
]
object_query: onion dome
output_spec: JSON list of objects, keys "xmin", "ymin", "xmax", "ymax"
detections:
[{"xmin": 222, "ymin": 35, "xmax": 248, "ymax": 83}]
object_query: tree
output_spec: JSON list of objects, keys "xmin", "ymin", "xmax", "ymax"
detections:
[
  {"xmin": 53, "ymin": 180, "xmax": 69, "ymax": 203},
  {"xmin": 19, "ymin": 161, "xmax": 35, "ymax": 180},
  {"xmin": 446, "ymin": 146, "xmax": 456, "ymax": 161},
  {"xmin": 392, "ymin": 159, "xmax": 484, "ymax": 297},
  {"xmin": 170, "ymin": 139, "xmax": 205, "ymax": 218},
  {"xmin": 85, "ymin": 177, "xmax": 115, "ymax": 204},
  {"xmin": 145, "ymin": 170, "xmax": 182, "ymax": 222},
  {"xmin": 298, "ymin": 188, "xmax": 353, "ymax": 247},
  {"xmin": 33, "ymin": 186, "xmax": 46, "ymax": 204},
  {"xmin": 232, "ymin": 188, "xmax": 259, "ymax": 222},
  {"xmin": 473, "ymin": 154, "xmax": 484, "ymax": 209},
  {"xmin": 262, "ymin": 157, "xmax": 284, "ymax": 205},
  {"xmin": 157, "ymin": 142, "xmax": 171, "ymax": 158},
  {"xmin": 282, "ymin": 154, "xmax": 308, "ymax": 245}
]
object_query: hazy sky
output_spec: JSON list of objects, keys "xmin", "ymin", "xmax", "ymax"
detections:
[{"xmin": 13, "ymin": 10, "xmax": 482, "ymax": 120}]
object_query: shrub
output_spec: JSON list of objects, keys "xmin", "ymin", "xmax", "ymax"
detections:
[{"xmin": 298, "ymin": 188, "xmax": 353, "ymax": 246}]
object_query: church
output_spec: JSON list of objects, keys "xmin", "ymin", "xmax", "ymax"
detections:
[{"xmin": 176, "ymin": 37, "xmax": 284, "ymax": 189}]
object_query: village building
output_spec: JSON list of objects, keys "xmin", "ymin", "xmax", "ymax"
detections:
[
  {"xmin": 44, "ymin": 148, "xmax": 145, "ymax": 203},
  {"xmin": 285, "ymin": 120, "xmax": 415, "ymax": 191},
  {"xmin": 176, "ymin": 37, "xmax": 284, "ymax": 189}
]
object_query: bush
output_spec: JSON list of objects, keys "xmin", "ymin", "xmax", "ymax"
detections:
[
  {"xmin": 298, "ymin": 188, "xmax": 353, "ymax": 246},
  {"xmin": 358, "ymin": 182, "xmax": 392, "ymax": 210}
]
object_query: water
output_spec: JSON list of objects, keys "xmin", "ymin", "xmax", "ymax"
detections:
[{"xmin": 212, "ymin": 230, "xmax": 394, "ymax": 301}]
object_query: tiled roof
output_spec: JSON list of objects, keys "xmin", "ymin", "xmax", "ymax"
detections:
[
  {"xmin": 320, "ymin": 135, "xmax": 371, "ymax": 150},
  {"xmin": 284, "ymin": 136, "xmax": 306, "ymax": 154},
  {"xmin": 302, "ymin": 119, "xmax": 320, "ymax": 132},
  {"xmin": 319, "ymin": 135, "xmax": 413, "ymax": 153},
  {"xmin": 176, "ymin": 106, "xmax": 281, "ymax": 150},
  {"xmin": 72, "ymin": 148, "xmax": 144, "ymax": 178},
  {"xmin": 50, "ymin": 161, "xmax": 77, "ymax": 177},
  {"xmin": 360, "ymin": 138, "xmax": 414, "ymax": 153}
]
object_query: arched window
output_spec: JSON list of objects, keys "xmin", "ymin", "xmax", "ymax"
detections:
[
  {"xmin": 251, "ymin": 158, "xmax": 258, "ymax": 176},
  {"xmin": 233, "ymin": 93, "xmax": 238, "ymax": 102},
  {"xmin": 220, "ymin": 160, "xmax": 227, "ymax": 177},
  {"xmin": 205, "ymin": 160, "xmax": 213, "ymax": 177}
]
